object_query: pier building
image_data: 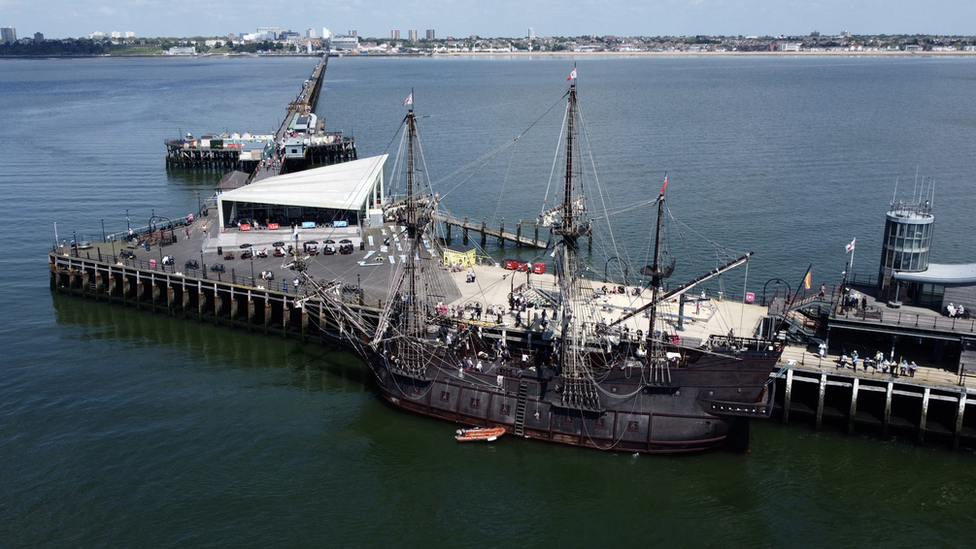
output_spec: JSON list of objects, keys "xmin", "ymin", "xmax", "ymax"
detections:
[{"xmin": 216, "ymin": 154, "xmax": 388, "ymax": 234}]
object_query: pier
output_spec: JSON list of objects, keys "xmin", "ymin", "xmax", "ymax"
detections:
[
  {"xmin": 164, "ymin": 53, "xmax": 357, "ymax": 175},
  {"xmin": 772, "ymin": 364, "xmax": 975, "ymax": 449},
  {"xmin": 434, "ymin": 214, "xmax": 557, "ymax": 249}
]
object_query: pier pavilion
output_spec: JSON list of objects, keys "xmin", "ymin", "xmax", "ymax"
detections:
[{"xmin": 216, "ymin": 154, "xmax": 387, "ymax": 232}]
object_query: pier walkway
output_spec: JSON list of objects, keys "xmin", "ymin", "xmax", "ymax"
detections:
[{"xmin": 434, "ymin": 213, "xmax": 550, "ymax": 249}]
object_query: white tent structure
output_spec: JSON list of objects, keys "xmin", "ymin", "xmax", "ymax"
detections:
[{"xmin": 217, "ymin": 154, "xmax": 388, "ymax": 230}]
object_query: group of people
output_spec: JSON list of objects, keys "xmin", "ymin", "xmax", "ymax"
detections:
[
  {"xmin": 946, "ymin": 302, "xmax": 967, "ymax": 318},
  {"xmin": 827, "ymin": 344, "xmax": 918, "ymax": 378}
]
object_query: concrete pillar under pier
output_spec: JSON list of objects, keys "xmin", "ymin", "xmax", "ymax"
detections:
[
  {"xmin": 182, "ymin": 285, "xmax": 190, "ymax": 319},
  {"xmin": 265, "ymin": 300, "xmax": 272, "ymax": 335},
  {"xmin": 815, "ymin": 372, "xmax": 827, "ymax": 430},
  {"xmin": 301, "ymin": 308, "xmax": 308, "ymax": 342},
  {"xmin": 953, "ymin": 392, "xmax": 967, "ymax": 450},
  {"xmin": 247, "ymin": 298, "xmax": 255, "ymax": 332},
  {"xmin": 135, "ymin": 279, "xmax": 143, "ymax": 310},
  {"xmin": 883, "ymin": 381, "xmax": 894, "ymax": 438},
  {"xmin": 198, "ymin": 291, "xmax": 207, "ymax": 322},
  {"xmin": 848, "ymin": 377, "xmax": 859, "ymax": 434},
  {"xmin": 94, "ymin": 272, "xmax": 103, "ymax": 300},
  {"xmin": 152, "ymin": 279, "xmax": 161, "ymax": 310},
  {"xmin": 282, "ymin": 302, "xmax": 290, "ymax": 337},
  {"xmin": 918, "ymin": 387, "xmax": 931, "ymax": 444},
  {"xmin": 214, "ymin": 291, "xmax": 222, "ymax": 326},
  {"xmin": 167, "ymin": 285, "xmax": 175, "ymax": 316},
  {"xmin": 782, "ymin": 368, "xmax": 794, "ymax": 423}
]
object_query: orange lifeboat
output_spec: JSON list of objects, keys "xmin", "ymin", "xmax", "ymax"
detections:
[{"xmin": 455, "ymin": 427, "xmax": 506, "ymax": 442}]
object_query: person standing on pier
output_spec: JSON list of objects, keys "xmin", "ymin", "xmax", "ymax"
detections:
[{"xmin": 818, "ymin": 341, "xmax": 827, "ymax": 359}]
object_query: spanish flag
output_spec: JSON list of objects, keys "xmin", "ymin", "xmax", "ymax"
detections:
[{"xmin": 803, "ymin": 267, "xmax": 812, "ymax": 290}]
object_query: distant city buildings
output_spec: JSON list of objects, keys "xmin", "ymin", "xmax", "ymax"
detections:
[
  {"xmin": 33, "ymin": 32, "xmax": 43, "ymax": 42},
  {"xmin": 408, "ymin": 29, "xmax": 417, "ymax": 42},
  {"xmin": 322, "ymin": 27, "xmax": 331, "ymax": 40},
  {"xmin": 307, "ymin": 29, "xmax": 317, "ymax": 39},
  {"xmin": 425, "ymin": 29, "xmax": 435, "ymax": 40},
  {"xmin": 391, "ymin": 30, "xmax": 400, "ymax": 40},
  {"xmin": 1, "ymin": 27, "xmax": 15, "ymax": 44},
  {"xmin": 528, "ymin": 28, "xmax": 535, "ymax": 40},
  {"xmin": 348, "ymin": 30, "xmax": 357, "ymax": 37}
]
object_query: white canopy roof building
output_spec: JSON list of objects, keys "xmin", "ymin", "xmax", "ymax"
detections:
[{"xmin": 217, "ymin": 154, "xmax": 387, "ymax": 230}]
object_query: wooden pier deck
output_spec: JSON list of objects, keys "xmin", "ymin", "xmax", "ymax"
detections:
[{"xmin": 433, "ymin": 213, "xmax": 552, "ymax": 249}]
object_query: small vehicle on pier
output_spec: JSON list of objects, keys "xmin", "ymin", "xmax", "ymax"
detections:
[{"xmin": 210, "ymin": 263, "xmax": 225, "ymax": 273}]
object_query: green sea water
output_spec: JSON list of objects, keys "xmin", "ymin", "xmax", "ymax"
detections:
[{"xmin": 2, "ymin": 55, "xmax": 976, "ymax": 547}]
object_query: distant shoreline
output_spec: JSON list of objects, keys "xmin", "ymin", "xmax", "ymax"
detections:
[{"xmin": 3, "ymin": 50, "xmax": 976, "ymax": 60}]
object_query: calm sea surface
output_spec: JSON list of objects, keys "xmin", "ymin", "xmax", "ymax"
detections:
[{"xmin": 2, "ymin": 55, "xmax": 976, "ymax": 548}]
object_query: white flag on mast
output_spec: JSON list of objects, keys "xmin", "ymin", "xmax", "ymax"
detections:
[
  {"xmin": 846, "ymin": 238, "xmax": 856, "ymax": 252},
  {"xmin": 402, "ymin": 93, "xmax": 413, "ymax": 106}
]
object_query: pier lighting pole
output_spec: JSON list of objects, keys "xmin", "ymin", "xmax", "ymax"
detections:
[
  {"xmin": 126, "ymin": 209, "xmax": 130, "ymax": 236},
  {"xmin": 197, "ymin": 191, "xmax": 202, "ymax": 216},
  {"xmin": 200, "ymin": 249, "xmax": 206, "ymax": 280},
  {"xmin": 72, "ymin": 231, "xmax": 77, "ymax": 257},
  {"xmin": 250, "ymin": 252, "xmax": 255, "ymax": 287},
  {"xmin": 54, "ymin": 222, "xmax": 59, "ymax": 250},
  {"xmin": 101, "ymin": 219, "xmax": 106, "ymax": 243}
]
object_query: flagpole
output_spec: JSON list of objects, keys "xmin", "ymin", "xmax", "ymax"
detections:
[{"xmin": 850, "ymin": 241, "xmax": 855, "ymax": 273}]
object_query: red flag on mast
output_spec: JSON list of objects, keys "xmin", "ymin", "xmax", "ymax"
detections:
[
  {"xmin": 660, "ymin": 174, "xmax": 667, "ymax": 195},
  {"xmin": 567, "ymin": 67, "xmax": 577, "ymax": 81}
]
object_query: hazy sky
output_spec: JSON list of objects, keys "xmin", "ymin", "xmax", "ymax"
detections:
[{"xmin": 3, "ymin": 0, "xmax": 974, "ymax": 39}]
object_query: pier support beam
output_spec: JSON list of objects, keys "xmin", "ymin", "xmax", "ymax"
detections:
[
  {"xmin": 883, "ymin": 381, "xmax": 894, "ymax": 438},
  {"xmin": 815, "ymin": 373, "xmax": 827, "ymax": 430},
  {"xmin": 918, "ymin": 387, "xmax": 931, "ymax": 444},
  {"xmin": 953, "ymin": 392, "xmax": 967, "ymax": 450},
  {"xmin": 782, "ymin": 368, "xmax": 794, "ymax": 423},
  {"xmin": 848, "ymin": 377, "xmax": 859, "ymax": 434}
]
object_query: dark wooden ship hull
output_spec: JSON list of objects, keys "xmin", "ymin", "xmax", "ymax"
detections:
[{"xmin": 361, "ymin": 326, "xmax": 779, "ymax": 454}]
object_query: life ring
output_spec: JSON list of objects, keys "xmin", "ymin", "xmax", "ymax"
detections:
[{"xmin": 458, "ymin": 323, "xmax": 466, "ymax": 331}]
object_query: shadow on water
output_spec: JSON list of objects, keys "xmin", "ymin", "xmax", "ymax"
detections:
[{"xmin": 49, "ymin": 292, "xmax": 374, "ymax": 391}]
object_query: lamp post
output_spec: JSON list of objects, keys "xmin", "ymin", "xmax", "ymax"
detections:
[
  {"xmin": 200, "ymin": 249, "xmax": 206, "ymax": 279},
  {"xmin": 126, "ymin": 209, "xmax": 130, "ymax": 235},
  {"xmin": 101, "ymin": 219, "xmax": 106, "ymax": 243},
  {"xmin": 54, "ymin": 221, "xmax": 59, "ymax": 251},
  {"xmin": 196, "ymin": 191, "xmax": 202, "ymax": 216},
  {"xmin": 72, "ymin": 230, "xmax": 77, "ymax": 257},
  {"xmin": 249, "ymin": 250, "xmax": 255, "ymax": 287}
]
